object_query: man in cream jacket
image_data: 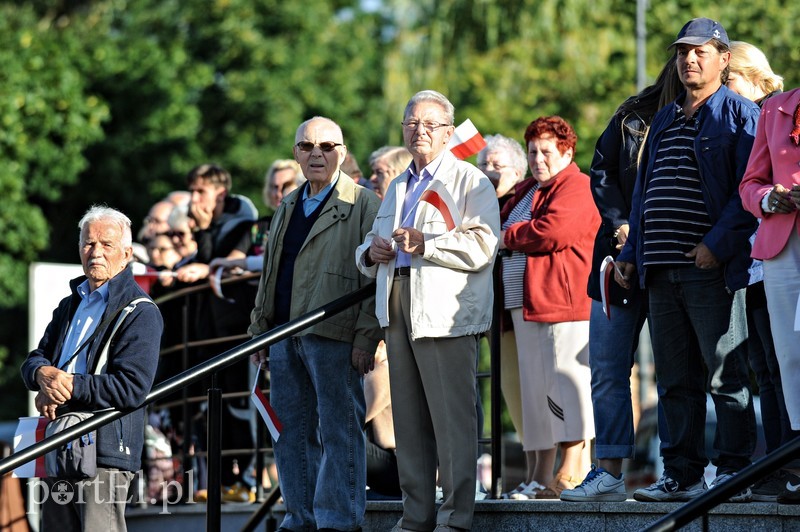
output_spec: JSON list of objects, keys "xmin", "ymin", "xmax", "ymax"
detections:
[{"xmin": 356, "ymin": 90, "xmax": 500, "ymax": 532}]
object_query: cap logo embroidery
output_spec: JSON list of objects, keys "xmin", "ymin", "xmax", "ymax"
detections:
[{"xmin": 713, "ymin": 30, "xmax": 721, "ymax": 38}]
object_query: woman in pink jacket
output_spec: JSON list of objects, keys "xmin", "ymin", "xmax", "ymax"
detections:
[{"xmin": 739, "ymin": 87, "xmax": 800, "ymax": 504}]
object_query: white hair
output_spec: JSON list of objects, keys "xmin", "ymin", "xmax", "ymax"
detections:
[
  {"xmin": 404, "ymin": 90, "xmax": 455, "ymax": 125},
  {"xmin": 477, "ymin": 134, "xmax": 529, "ymax": 176},
  {"xmin": 78, "ymin": 205, "xmax": 133, "ymax": 248}
]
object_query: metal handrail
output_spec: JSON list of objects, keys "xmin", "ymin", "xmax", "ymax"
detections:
[
  {"xmin": 4, "ymin": 265, "xmax": 511, "ymax": 532},
  {"xmin": 644, "ymin": 435, "xmax": 800, "ymax": 531},
  {"xmin": 0, "ymin": 282, "xmax": 377, "ymax": 531}
]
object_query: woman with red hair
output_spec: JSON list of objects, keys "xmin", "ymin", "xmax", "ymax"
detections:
[{"xmin": 499, "ymin": 116, "xmax": 600, "ymax": 498}]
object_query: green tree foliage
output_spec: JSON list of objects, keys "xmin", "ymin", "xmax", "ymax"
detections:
[
  {"xmin": 0, "ymin": 4, "xmax": 107, "ymax": 305},
  {"xmin": 41, "ymin": 0, "xmax": 389, "ymax": 261},
  {"xmin": 0, "ymin": 5, "xmax": 109, "ymax": 410}
]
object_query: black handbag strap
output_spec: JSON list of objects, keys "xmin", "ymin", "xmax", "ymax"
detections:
[{"xmin": 57, "ymin": 298, "xmax": 141, "ymax": 372}]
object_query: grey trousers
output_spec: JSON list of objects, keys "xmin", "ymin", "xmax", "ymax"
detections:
[
  {"xmin": 43, "ymin": 468, "xmax": 134, "ymax": 532},
  {"xmin": 387, "ymin": 277, "xmax": 478, "ymax": 531}
]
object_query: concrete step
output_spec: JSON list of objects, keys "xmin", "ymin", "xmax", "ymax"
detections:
[{"xmin": 126, "ymin": 499, "xmax": 800, "ymax": 531}]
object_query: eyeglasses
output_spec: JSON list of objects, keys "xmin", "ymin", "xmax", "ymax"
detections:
[
  {"xmin": 478, "ymin": 162, "xmax": 510, "ymax": 171},
  {"xmin": 295, "ymin": 141, "xmax": 343, "ymax": 152},
  {"xmin": 144, "ymin": 216, "xmax": 168, "ymax": 225},
  {"xmin": 401, "ymin": 121, "xmax": 452, "ymax": 132}
]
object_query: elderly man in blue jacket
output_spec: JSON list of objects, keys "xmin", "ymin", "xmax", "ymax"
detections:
[
  {"xmin": 21, "ymin": 205, "xmax": 163, "ymax": 532},
  {"xmin": 615, "ymin": 18, "xmax": 759, "ymax": 503}
]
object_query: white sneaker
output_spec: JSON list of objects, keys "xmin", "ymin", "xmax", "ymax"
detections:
[
  {"xmin": 560, "ymin": 465, "xmax": 627, "ymax": 502},
  {"xmin": 500, "ymin": 482, "xmax": 529, "ymax": 499},
  {"xmin": 710, "ymin": 472, "xmax": 752, "ymax": 503},
  {"xmin": 475, "ymin": 480, "xmax": 488, "ymax": 501},
  {"xmin": 510, "ymin": 480, "xmax": 546, "ymax": 500}
]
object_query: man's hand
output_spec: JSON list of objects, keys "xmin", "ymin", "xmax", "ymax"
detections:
[
  {"xmin": 35, "ymin": 366, "xmax": 74, "ymax": 405},
  {"xmin": 685, "ymin": 242, "xmax": 720, "ymax": 269},
  {"xmin": 392, "ymin": 227, "xmax": 425, "ymax": 255},
  {"xmin": 175, "ymin": 262, "xmax": 211, "ymax": 283},
  {"xmin": 615, "ymin": 224, "xmax": 630, "ymax": 250},
  {"xmin": 368, "ymin": 236, "xmax": 396, "ymax": 265},
  {"xmin": 251, "ymin": 349, "xmax": 268, "ymax": 367},
  {"xmin": 35, "ymin": 392, "xmax": 59, "ymax": 420},
  {"xmin": 189, "ymin": 201, "xmax": 214, "ymax": 231},
  {"xmin": 351, "ymin": 347, "xmax": 375, "ymax": 376},
  {"xmin": 614, "ymin": 261, "xmax": 636, "ymax": 290}
]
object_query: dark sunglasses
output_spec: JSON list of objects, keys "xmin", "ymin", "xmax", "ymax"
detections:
[
  {"xmin": 166, "ymin": 230, "xmax": 190, "ymax": 239},
  {"xmin": 295, "ymin": 141, "xmax": 343, "ymax": 153}
]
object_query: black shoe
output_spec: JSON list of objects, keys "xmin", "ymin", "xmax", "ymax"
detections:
[
  {"xmin": 753, "ymin": 470, "xmax": 799, "ymax": 502},
  {"xmin": 777, "ymin": 476, "xmax": 800, "ymax": 504}
]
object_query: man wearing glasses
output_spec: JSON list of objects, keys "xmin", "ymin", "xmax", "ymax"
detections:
[
  {"xmin": 249, "ymin": 116, "xmax": 382, "ymax": 532},
  {"xmin": 357, "ymin": 91, "xmax": 500, "ymax": 531}
]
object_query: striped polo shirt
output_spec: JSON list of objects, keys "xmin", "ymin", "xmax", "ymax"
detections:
[
  {"xmin": 642, "ymin": 104, "xmax": 712, "ymax": 267},
  {"xmin": 502, "ymin": 183, "xmax": 538, "ymax": 309}
]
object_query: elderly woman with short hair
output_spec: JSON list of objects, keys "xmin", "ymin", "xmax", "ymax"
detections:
[
  {"xmin": 477, "ymin": 134, "xmax": 529, "ymax": 206},
  {"xmin": 368, "ymin": 146, "xmax": 413, "ymax": 200},
  {"xmin": 500, "ymin": 116, "xmax": 599, "ymax": 499}
]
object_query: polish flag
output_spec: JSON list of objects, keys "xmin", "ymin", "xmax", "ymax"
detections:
[
  {"xmin": 251, "ymin": 363, "xmax": 282, "ymax": 442},
  {"xmin": 13, "ymin": 416, "xmax": 49, "ymax": 478},
  {"xmin": 419, "ymin": 179, "xmax": 462, "ymax": 231},
  {"xmin": 448, "ymin": 119, "xmax": 486, "ymax": 160}
]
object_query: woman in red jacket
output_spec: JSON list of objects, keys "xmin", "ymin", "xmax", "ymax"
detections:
[{"xmin": 500, "ymin": 116, "xmax": 600, "ymax": 498}]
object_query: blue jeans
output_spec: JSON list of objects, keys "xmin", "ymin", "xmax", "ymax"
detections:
[
  {"xmin": 589, "ymin": 298, "xmax": 647, "ymax": 460},
  {"xmin": 647, "ymin": 266, "xmax": 755, "ymax": 485},
  {"xmin": 269, "ymin": 334, "xmax": 366, "ymax": 531}
]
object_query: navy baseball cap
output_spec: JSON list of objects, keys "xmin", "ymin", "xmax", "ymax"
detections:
[{"xmin": 670, "ymin": 18, "xmax": 730, "ymax": 48}]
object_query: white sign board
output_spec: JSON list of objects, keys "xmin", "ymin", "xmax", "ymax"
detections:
[{"xmin": 27, "ymin": 262, "xmax": 83, "ymax": 413}]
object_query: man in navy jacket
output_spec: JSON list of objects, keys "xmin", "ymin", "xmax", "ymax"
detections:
[
  {"xmin": 616, "ymin": 18, "xmax": 759, "ymax": 503},
  {"xmin": 21, "ymin": 205, "xmax": 163, "ymax": 532}
]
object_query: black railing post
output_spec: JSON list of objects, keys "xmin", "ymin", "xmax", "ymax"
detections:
[
  {"xmin": 181, "ymin": 299, "xmax": 192, "ymax": 499},
  {"xmin": 207, "ymin": 373, "xmax": 222, "ymax": 532},
  {"xmin": 489, "ymin": 260, "xmax": 503, "ymax": 498}
]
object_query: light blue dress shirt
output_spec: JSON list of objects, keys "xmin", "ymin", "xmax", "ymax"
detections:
[
  {"xmin": 395, "ymin": 153, "xmax": 446, "ymax": 268},
  {"xmin": 302, "ymin": 173, "xmax": 340, "ymax": 216},
  {"xmin": 56, "ymin": 279, "xmax": 110, "ymax": 374}
]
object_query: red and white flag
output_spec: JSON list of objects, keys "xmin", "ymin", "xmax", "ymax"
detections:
[
  {"xmin": 448, "ymin": 119, "xmax": 486, "ymax": 160},
  {"xmin": 251, "ymin": 363, "xmax": 282, "ymax": 442},
  {"xmin": 419, "ymin": 179, "xmax": 462, "ymax": 231},
  {"xmin": 13, "ymin": 416, "xmax": 48, "ymax": 478}
]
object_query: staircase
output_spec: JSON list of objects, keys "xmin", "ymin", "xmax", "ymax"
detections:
[{"xmin": 126, "ymin": 499, "xmax": 800, "ymax": 531}]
